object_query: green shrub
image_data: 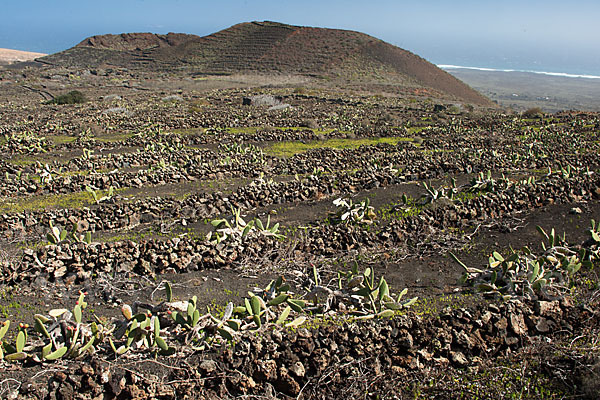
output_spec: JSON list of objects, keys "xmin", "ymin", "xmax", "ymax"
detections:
[
  {"xmin": 447, "ymin": 105, "xmax": 461, "ymax": 114},
  {"xmin": 47, "ymin": 91, "xmax": 86, "ymax": 105},
  {"xmin": 522, "ymin": 107, "xmax": 543, "ymax": 119},
  {"xmin": 293, "ymin": 87, "xmax": 306, "ymax": 94}
]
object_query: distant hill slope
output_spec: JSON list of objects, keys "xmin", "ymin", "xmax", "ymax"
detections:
[
  {"xmin": 38, "ymin": 21, "xmax": 492, "ymax": 105},
  {"xmin": 0, "ymin": 48, "xmax": 46, "ymax": 65},
  {"xmin": 76, "ymin": 32, "xmax": 194, "ymax": 51}
]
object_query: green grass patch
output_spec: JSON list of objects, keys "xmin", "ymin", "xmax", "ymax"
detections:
[
  {"xmin": 226, "ymin": 127, "xmax": 260, "ymax": 134},
  {"xmin": 420, "ymin": 149, "xmax": 453, "ymax": 155},
  {"xmin": 173, "ymin": 126, "xmax": 351, "ymax": 138},
  {"xmin": 7, "ymin": 157, "xmax": 39, "ymax": 166},
  {"xmin": 7, "ymin": 155, "xmax": 64, "ymax": 167},
  {"xmin": 519, "ymin": 125, "xmax": 542, "ymax": 132},
  {"xmin": 378, "ymin": 197, "xmax": 423, "ymax": 221},
  {"xmin": 270, "ymin": 127, "xmax": 347, "ymax": 135},
  {"xmin": 453, "ymin": 190, "xmax": 486, "ymax": 203},
  {"xmin": 410, "ymin": 293, "xmax": 473, "ymax": 317},
  {"xmin": 266, "ymin": 136, "xmax": 413, "ymax": 158},
  {"xmin": 406, "ymin": 126, "xmax": 431, "ymax": 135},
  {"xmin": 0, "ymin": 287, "xmax": 37, "ymax": 320},
  {"xmin": 0, "ymin": 188, "xmax": 121, "ymax": 213},
  {"xmin": 49, "ymin": 135, "xmax": 77, "ymax": 144},
  {"xmin": 171, "ymin": 127, "xmax": 261, "ymax": 135}
]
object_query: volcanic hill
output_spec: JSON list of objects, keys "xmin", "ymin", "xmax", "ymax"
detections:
[{"xmin": 38, "ymin": 21, "xmax": 491, "ymax": 105}]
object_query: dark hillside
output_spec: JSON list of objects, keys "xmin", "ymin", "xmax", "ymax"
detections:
[
  {"xmin": 38, "ymin": 21, "xmax": 493, "ymax": 105},
  {"xmin": 76, "ymin": 32, "xmax": 194, "ymax": 51}
]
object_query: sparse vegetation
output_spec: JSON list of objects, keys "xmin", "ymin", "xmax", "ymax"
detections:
[
  {"xmin": 267, "ymin": 136, "xmax": 411, "ymax": 157},
  {"xmin": 46, "ymin": 90, "xmax": 86, "ymax": 105},
  {"xmin": 522, "ymin": 106, "xmax": 544, "ymax": 119},
  {"xmin": 0, "ymin": 25, "xmax": 599, "ymax": 398}
]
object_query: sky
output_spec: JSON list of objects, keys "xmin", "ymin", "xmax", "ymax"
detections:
[{"xmin": 1, "ymin": 0, "xmax": 599, "ymax": 75}]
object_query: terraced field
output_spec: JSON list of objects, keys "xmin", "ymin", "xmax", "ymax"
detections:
[{"xmin": 0, "ymin": 84, "xmax": 599, "ymax": 399}]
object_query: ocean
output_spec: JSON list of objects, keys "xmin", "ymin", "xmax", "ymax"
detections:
[{"xmin": 438, "ymin": 65, "xmax": 600, "ymax": 80}]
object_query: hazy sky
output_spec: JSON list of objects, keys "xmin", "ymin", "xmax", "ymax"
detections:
[{"xmin": 1, "ymin": 0, "xmax": 598, "ymax": 75}]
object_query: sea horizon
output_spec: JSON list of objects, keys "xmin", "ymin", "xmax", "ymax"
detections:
[{"xmin": 438, "ymin": 64, "xmax": 600, "ymax": 80}]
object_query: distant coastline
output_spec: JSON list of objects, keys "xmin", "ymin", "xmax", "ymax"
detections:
[
  {"xmin": 0, "ymin": 48, "xmax": 47, "ymax": 65},
  {"xmin": 438, "ymin": 65, "xmax": 600, "ymax": 80},
  {"xmin": 443, "ymin": 66, "xmax": 600, "ymax": 112}
]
